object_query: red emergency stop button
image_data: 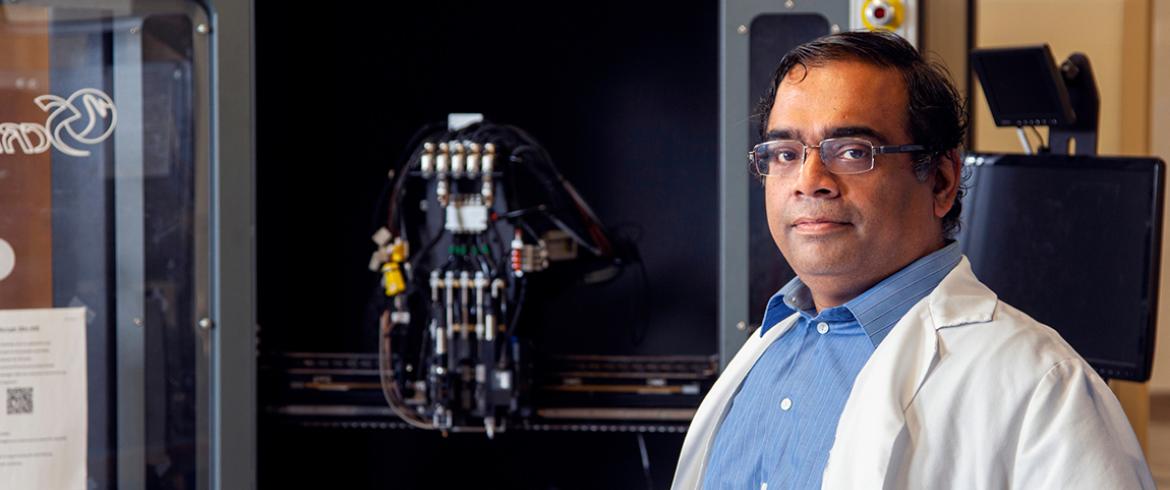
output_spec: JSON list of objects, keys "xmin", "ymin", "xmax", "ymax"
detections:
[{"xmin": 862, "ymin": 0, "xmax": 901, "ymax": 29}]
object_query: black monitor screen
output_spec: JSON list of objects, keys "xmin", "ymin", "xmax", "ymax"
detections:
[
  {"xmin": 957, "ymin": 153, "xmax": 1163, "ymax": 381},
  {"xmin": 971, "ymin": 46, "xmax": 1075, "ymax": 126}
]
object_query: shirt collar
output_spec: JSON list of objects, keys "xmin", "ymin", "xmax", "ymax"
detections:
[{"xmin": 760, "ymin": 241, "xmax": 963, "ymax": 346}]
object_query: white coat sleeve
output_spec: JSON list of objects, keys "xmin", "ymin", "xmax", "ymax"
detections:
[{"xmin": 1011, "ymin": 359, "xmax": 1155, "ymax": 489}]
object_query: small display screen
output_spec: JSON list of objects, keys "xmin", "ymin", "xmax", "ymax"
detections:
[
  {"xmin": 973, "ymin": 47, "xmax": 1073, "ymax": 126},
  {"xmin": 957, "ymin": 153, "xmax": 1163, "ymax": 381}
]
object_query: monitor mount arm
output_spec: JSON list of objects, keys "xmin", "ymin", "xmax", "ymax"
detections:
[{"xmin": 1049, "ymin": 53, "xmax": 1099, "ymax": 156}]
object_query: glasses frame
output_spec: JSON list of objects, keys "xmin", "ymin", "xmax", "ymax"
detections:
[{"xmin": 748, "ymin": 137, "xmax": 938, "ymax": 177}]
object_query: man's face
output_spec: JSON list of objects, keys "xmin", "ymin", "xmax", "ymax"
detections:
[{"xmin": 764, "ymin": 60, "xmax": 953, "ymax": 307}]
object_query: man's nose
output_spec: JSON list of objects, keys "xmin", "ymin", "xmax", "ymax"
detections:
[{"xmin": 793, "ymin": 149, "xmax": 841, "ymax": 198}]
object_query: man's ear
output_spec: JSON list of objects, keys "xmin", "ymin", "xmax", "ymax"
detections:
[{"xmin": 933, "ymin": 149, "xmax": 961, "ymax": 219}]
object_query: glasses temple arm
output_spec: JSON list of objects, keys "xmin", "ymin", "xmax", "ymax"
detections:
[{"xmin": 873, "ymin": 144, "xmax": 937, "ymax": 154}]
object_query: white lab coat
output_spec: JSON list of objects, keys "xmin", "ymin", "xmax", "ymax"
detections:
[{"xmin": 673, "ymin": 258, "xmax": 1154, "ymax": 489}]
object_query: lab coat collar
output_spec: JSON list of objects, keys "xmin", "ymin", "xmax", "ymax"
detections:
[{"xmin": 927, "ymin": 257, "xmax": 998, "ymax": 329}]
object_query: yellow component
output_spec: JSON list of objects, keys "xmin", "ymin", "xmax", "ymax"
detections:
[
  {"xmin": 389, "ymin": 239, "xmax": 407, "ymax": 263},
  {"xmin": 382, "ymin": 262, "xmax": 406, "ymax": 296},
  {"xmin": 860, "ymin": 0, "xmax": 903, "ymax": 32}
]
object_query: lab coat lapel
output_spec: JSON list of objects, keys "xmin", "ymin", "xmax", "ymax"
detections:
[
  {"xmin": 670, "ymin": 313, "xmax": 801, "ymax": 490},
  {"xmin": 822, "ymin": 257, "xmax": 996, "ymax": 488},
  {"xmin": 822, "ymin": 304, "xmax": 939, "ymax": 487}
]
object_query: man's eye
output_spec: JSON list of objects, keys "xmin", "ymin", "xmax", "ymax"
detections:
[
  {"xmin": 837, "ymin": 147, "xmax": 870, "ymax": 160},
  {"xmin": 777, "ymin": 150, "xmax": 800, "ymax": 162}
]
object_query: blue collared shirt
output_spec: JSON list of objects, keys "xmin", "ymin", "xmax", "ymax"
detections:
[{"xmin": 701, "ymin": 242, "xmax": 962, "ymax": 490}]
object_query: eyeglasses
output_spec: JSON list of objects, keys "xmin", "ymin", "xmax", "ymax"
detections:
[{"xmin": 748, "ymin": 137, "xmax": 935, "ymax": 177}]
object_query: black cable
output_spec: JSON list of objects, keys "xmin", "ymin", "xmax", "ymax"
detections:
[
  {"xmin": 378, "ymin": 312, "xmax": 434, "ymax": 430},
  {"xmin": 1029, "ymin": 126, "xmax": 1046, "ymax": 151},
  {"xmin": 417, "ymin": 309, "xmax": 432, "ymax": 386},
  {"xmin": 544, "ymin": 212, "xmax": 603, "ymax": 257},
  {"xmin": 494, "ymin": 272, "xmax": 522, "ymax": 362},
  {"xmin": 631, "ymin": 257, "xmax": 652, "ymax": 347},
  {"xmin": 637, "ymin": 433, "xmax": 653, "ymax": 490},
  {"xmin": 475, "ymin": 234, "xmax": 496, "ymax": 276},
  {"xmin": 409, "ymin": 225, "xmax": 447, "ymax": 270},
  {"xmin": 498, "ymin": 205, "xmax": 547, "ymax": 220},
  {"xmin": 475, "ymin": 254, "xmax": 492, "ymax": 277},
  {"xmin": 510, "ymin": 147, "xmax": 571, "ymax": 216},
  {"xmin": 488, "ymin": 217, "xmax": 510, "ymax": 269},
  {"xmin": 506, "ymin": 125, "xmax": 608, "ymax": 230},
  {"xmin": 514, "ymin": 218, "xmax": 541, "ymax": 243},
  {"xmin": 453, "ymin": 234, "xmax": 467, "ymax": 272},
  {"xmin": 386, "ymin": 146, "xmax": 424, "ymax": 231},
  {"xmin": 511, "ymin": 145, "xmax": 613, "ymax": 256},
  {"xmin": 504, "ymin": 277, "xmax": 527, "ymax": 340},
  {"xmin": 388, "ymin": 128, "xmax": 458, "ymax": 232},
  {"xmin": 371, "ymin": 122, "xmax": 446, "ymax": 234},
  {"xmin": 500, "ymin": 205, "xmax": 602, "ymax": 256}
]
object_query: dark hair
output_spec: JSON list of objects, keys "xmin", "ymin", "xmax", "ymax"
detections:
[{"xmin": 756, "ymin": 31, "xmax": 969, "ymax": 239}]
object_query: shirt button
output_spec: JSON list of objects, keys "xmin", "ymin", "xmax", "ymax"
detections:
[
  {"xmin": 780, "ymin": 397, "xmax": 793, "ymax": 411},
  {"xmin": 817, "ymin": 322, "xmax": 829, "ymax": 334}
]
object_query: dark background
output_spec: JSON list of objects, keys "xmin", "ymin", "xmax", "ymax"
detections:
[{"xmin": 255, "ymin": 1, "xmax": 720, "ymax": 488}]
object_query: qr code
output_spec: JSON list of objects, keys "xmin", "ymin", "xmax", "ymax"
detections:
[{"xmin": 6, "ymin": 387, "xmax": 32, "ymax": 415}]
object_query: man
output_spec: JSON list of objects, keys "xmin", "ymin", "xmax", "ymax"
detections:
[{"xmin": 672, "ymin": 32, "xmax": 1154, "ymax": 489}]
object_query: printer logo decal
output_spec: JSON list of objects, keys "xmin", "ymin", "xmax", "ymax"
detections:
[{"xmin": 0, "ymin": 88, "xmax": 118, "ymax": 158}]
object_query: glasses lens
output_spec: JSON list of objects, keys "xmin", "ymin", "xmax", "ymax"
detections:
[
  {"xmin": 821, "ymin": 138, "xmax": 874, "ymax": 174},
  {"xmin": 752, "ymin": 140, "xmax": 804, "ymax": 176}
]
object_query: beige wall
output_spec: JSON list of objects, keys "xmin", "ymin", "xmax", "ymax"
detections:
[
  {"xmin": 922, "ymin": 0, "xmax": 969, "ymax": 105},
  {"xmin": 1150, "ymin": 0, "xmax": 1170, "ymax": 395}
]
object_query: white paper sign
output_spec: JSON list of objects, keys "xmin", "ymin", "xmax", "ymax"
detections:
[{"xmin": 0, "ymin": 308, "xmax": 87, "ymax": 490}]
